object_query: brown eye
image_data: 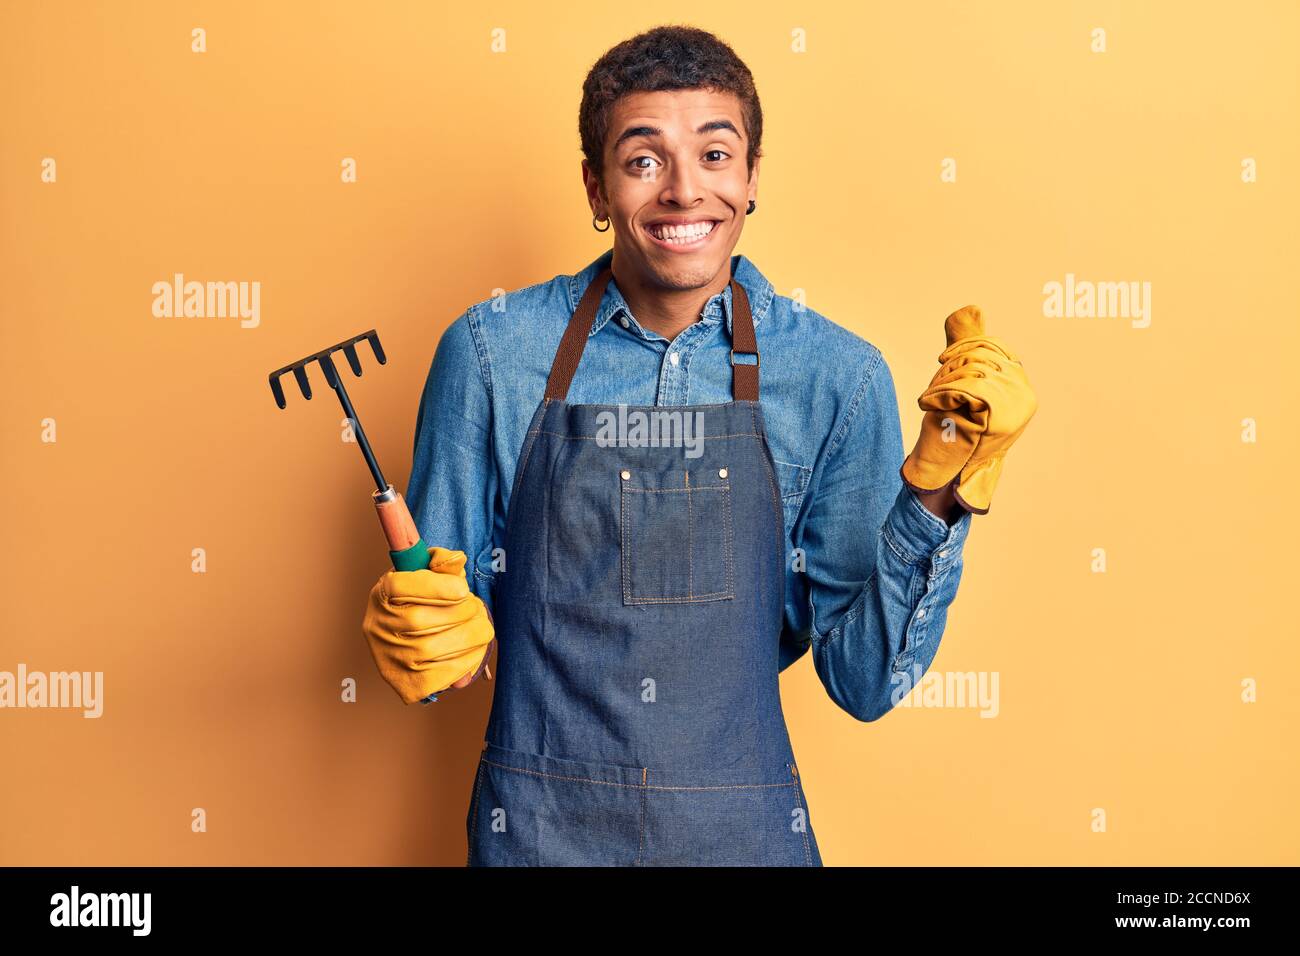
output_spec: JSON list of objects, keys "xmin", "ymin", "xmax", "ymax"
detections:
[
  {"xmin": 704, "ymin": 150, "xmax": 729, "ymax": 163},
  {"xmin": 631, "ymin": 156, "xmax": 660, "ymax": 171}
]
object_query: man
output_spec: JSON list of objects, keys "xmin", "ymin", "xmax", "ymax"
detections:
[{"xmin": 362, "ymin": 25, "xmax": 1036, "ymax": 866}]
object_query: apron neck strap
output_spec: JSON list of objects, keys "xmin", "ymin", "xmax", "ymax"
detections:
[{"xmin": 544, "ymin": 266, "xmax": 760, "ymax": 402}]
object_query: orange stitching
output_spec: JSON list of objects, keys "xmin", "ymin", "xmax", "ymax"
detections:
[
  {"xmin": 685, "ymin": 470, "xmax": 693, "ymax": 596},
  {"xmin": 620, "ymin": 486, "xmax": 730, "ymax": 493},
  {"xmin": 535, "ymin": 430, "xmax": 759, "ymax": 441},
  {"xmin": 620, "ymin": 476, "xmax": 630, "ymax": 602},
  {"xmin": 636, "ymin": 776, "xmax": 646, "ymax": 867},
  {"xmin": 624, "ymin": 591, "xmax": 733, "ymax": 605},
  {"xmin": 481, "ymin": 758, "xmax": 642, "ymax": 790},
  {"xmin": 480, "ymin": 758, "xmax": 800, "ymax": 791},
  {"xmin": 645, "ymin": 781, "xmax": 796, "ymax": 792},
  {"xmin": 722, "ymin": 475, "xmax": 735, "ymax": 596}
]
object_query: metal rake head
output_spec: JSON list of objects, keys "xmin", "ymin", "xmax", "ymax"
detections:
[{"xmin": 269, "ymin": 329, "xmax": 386, "ymax": 409}]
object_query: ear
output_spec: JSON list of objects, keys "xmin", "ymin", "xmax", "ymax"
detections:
[
  {"xmin": 581, "ymin": 159, "xmax": 604, "ymax": 214},
  {"xmin": 747, "ymin": 155, "xmax": 761, "ymax": 203}
]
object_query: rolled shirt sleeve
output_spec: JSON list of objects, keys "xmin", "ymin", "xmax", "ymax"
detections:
[
  {"xmin": 405, "ymin": 309, "xmax": 499, "ymax": 617},
  {"xmin": 789, "ymin": 348, "xmax": 973, "ymax": 722}
]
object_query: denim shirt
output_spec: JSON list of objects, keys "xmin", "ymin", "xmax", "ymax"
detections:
[{"xmin": 407, "ymin": 248, "xmax": 973, "ymax": 721}]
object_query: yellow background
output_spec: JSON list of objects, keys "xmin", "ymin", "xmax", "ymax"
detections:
[{"xmin": 1, "ymin": 1, "xmax": 1296, "ymax": 865}]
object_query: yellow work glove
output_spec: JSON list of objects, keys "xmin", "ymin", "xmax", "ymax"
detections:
[
  {"xmin": 362, "ymin": 546, "xmax": 496, "ymax": 704},
  {"xmin": 900, "ymin": 305, "xmax": 1037, "ymax": 515}
]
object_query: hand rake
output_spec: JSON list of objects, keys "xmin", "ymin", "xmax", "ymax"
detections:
[
  {"xmin": 268, "ymin": 330, "xmax": 434, "ymax": 573},
  {"xmin": 269, "ymin": 330, "xmax": 495, "ymax": 700}
]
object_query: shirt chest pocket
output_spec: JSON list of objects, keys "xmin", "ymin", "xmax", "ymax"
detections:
[{"xmin": 619, "ymin": 466, "xmax": 736, "ymax": 605}]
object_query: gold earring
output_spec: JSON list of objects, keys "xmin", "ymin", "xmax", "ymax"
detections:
[{"xmin": 593, "ymin": 213, "xmax": 611, "ymax": 233}]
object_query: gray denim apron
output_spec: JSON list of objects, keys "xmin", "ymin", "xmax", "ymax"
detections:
[{"xmin": 466, "ymin": 265, "xmax": 822, "ymax": 866}]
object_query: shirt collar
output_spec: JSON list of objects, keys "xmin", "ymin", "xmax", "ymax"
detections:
[{"xmin": 567, "ymin": 247, "xmax": 775, "ymax": 339}]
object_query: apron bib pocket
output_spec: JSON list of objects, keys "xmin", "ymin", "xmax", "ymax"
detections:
[{"xmin": 620, "ymin": 466, "xmax": 735, "ymax": 605}]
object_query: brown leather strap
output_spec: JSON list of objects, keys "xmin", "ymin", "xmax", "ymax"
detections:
[
  {"xmin": 544, "ymin": 266, "xmax": 760, "ymax": 402},
  {"xmin": 544, "ymin": 267, "xmax": 614, "ymax": 401},
  {"xmin": 729, "ymin": 275, "xmax": 759, "ymax": 402}
]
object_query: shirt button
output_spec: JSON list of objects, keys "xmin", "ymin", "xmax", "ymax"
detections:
[
  {"xmin": 915, "ymin": 608, "xmax": 926, "ymax": 619},
  {"xmin": 938, "ymin": 549, "xmax": 949, "ymax": 558},
  {"xmin": 620, "ymin": 316, "xmax": 630, "ymax": 329},
  {"xmin": 669, "ymin": 352, "xmax": 680, "ymax": 366}
]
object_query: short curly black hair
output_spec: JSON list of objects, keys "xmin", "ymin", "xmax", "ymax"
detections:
[{"xmin": 579, "ymin": 25, "xmax": 762, "ymax": 182}]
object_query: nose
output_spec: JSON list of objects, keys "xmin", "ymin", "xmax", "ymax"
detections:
[{"xmin": 657, "ymin": 156, "xmax": 705, "ymax": 209}]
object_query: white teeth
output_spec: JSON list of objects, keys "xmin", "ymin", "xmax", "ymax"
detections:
[{"xmin": 647, "ymin": 221, "xmax": 716, "ymax": 243}]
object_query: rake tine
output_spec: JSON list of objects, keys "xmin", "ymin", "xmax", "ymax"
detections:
[
  {"xmin": 269, "ymin": 329, "xmax": 385, "ymax": 409},
  {"xmin": 319, "ymin": 352, "xmax": 340, "ymax": 389},
  {"xmin": 342, "ymin": 343, "xmax": 363, "ymax": 376},
  {"xmin": 293, "ymin": 366, "xmax": 313, "ymax": 400}
]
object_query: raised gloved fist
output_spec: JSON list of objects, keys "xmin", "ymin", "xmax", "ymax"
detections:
[
  {"xmin": 362, "ymin": 546, "xmax": 496, "ymax": 704},
  {"xmin": 900, "ymin": 305, "xmax": 1037, "ymax": 515}
]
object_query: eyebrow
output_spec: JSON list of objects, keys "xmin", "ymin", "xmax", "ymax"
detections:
[{"xmin": 613, "ymin": 119, "xmax": 742, "ymax": 150}]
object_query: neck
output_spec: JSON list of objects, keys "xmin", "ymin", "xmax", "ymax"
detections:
[{"xmin": 609, "ymin": 254, "xmax": 732, "ymax": 341}]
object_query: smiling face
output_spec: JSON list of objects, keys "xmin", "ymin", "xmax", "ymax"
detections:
[{"xmin": 584, "ymin": 88, "xmax": 758, "ymax": 292}]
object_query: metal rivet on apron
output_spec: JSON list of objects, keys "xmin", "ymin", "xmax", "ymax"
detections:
[
  {"xmin": 718, "ymin": 468, "xmax": 728, "ymax": 479},
  {"xmin": 791, "ymin": 764, "xmax": 799, "ymax": 778},
  {"xmin": 620, "ymin": 469, "xmax": 630, "ymax": 480}
]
